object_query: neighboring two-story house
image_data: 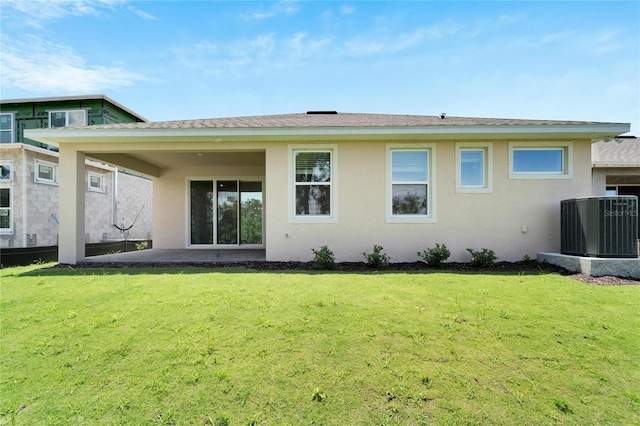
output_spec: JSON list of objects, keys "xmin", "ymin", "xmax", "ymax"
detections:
[{"xmin": 0, "ymin": 95, "xmax": 153, "ymax": 251}]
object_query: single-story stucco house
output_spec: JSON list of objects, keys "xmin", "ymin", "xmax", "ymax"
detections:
[{"xmin": 24, "ymin": 111, "xmax": 630, "ymax": 265}]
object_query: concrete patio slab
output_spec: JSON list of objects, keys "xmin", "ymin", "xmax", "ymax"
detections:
[{"xmin": 81, "ymin": 248, "xmax": 266, "ymax": 264}]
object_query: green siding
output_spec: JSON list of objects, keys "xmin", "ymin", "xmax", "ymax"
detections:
[{"xmin": 0, "ymin": 98, "xmax": 143, "ymax": 148}]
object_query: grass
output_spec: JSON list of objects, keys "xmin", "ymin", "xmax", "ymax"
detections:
[{"xmin": 1, "ymin": 264, "xmax": 639, "ymax": 425}]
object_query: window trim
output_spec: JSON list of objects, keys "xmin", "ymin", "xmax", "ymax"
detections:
[
  {"xmin": 386, "ymin": 143, "xmax": 437, "ymax": 223},
  {"xmin": 48, "ymin": 109, "xmax": 88, "ymax": 128},
  {"xmin": 288, "ymin": 145, "xmax": 338, "ymax": 224},
  {"xmin": 0, "ymin": 185, "xmax": 13, "ymax": 234},
  {"xmin": 0, "ymin": 112, "xmax": 15, "ymax": 143},
  {"xmin": 456, "ymin": 142, "xmax": 493, "ymax": 193},
  {"xmin": 508, "ymin": 142, "xmax": 573, "ymax": 179},
  {"xmin": 88, "ymin": 171, "xmax": 106, "ymax": 193},
  {"xmin": 1, "ymin": 161, "xmax": 13, "ymax": 183},
  {"xmin": 34, "ymin": 159, "xmax": 59, "ymax": 185}
]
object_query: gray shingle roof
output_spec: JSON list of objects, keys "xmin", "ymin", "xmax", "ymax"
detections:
[
  {"xmin": 80, "ymin": 112, "xmax": 624, "ymax": 130},
  {"xmin": 592, "ymin": 137, "xmax": 640, "ymax": 166}
]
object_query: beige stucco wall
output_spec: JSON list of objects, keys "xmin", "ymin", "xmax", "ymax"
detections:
[
  {"xmin": 265, "ymin": 139, "xmax": 592, "ymax": 263},
  {"xmin": 147, "ymin": 138, "xmax": 592, "ymax": 263}
]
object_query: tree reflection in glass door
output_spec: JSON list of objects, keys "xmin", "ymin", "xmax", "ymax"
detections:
[
  {"xmin": 190, "ymin": 180, "xmax": 263, "ymax": 246},
  {"xmin": 240, "ymin": 181, "xmax": 262, "ymax": 245},
  {"xmin": 217, "ymin": 181, "xmax": 238, "ymax": 244}
]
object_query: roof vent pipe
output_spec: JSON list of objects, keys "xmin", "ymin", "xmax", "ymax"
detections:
[{"xmin": 307, "ymin": 111, "xmax": 337, "ymax": 115}]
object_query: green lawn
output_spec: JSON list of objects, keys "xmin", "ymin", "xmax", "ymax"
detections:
[{"xmin": 1, "ymin": 264, "xmax": 638, "ymax": 425}]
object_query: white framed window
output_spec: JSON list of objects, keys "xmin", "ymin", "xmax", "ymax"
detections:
[
  {"xmin": 0, "ymin": 187, "xmax": 12, "ymax": 233},
  {"xmin": 456, "ymin": 142, "xmax": 493, "ymax": 193},
  {"xmin": 48, "ymin": 109, "xmax": 87, "ymax": 128},
  {"xmin": 1, "ymin": 162, "xmax": 12, "ymax": 182},
  {"xmin": 0, "ymin": 113, "xmax": 15, "ymax": 143},
  {"xmin": 387, "ymin": 143, "xmax": 436, "ymax": 223},
  {"xmin": 0, "ymin": 161, "xmax": 12, "ymax": 233},
  {"xmin": 88, "ymin": 172, "xmax": 106, "ymax": 192},
  {"xmin": 289, "ymin": 145, "xmax": 337, "ymax": 223},
  {"xmin": 509, "ymin": 142, "xmax": 572, "ymax": 179},
  {"xmin": 34, "ymin": 159, "xmax": 58, "ymax": 185}
]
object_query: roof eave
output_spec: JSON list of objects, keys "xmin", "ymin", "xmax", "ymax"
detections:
[{"xmin": 24, "ymin": 123, "xmax": 630, "ymax": 147}]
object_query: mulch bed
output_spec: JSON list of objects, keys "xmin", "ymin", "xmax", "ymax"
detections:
[{"xmin": 60, "ymin": 260, "xmax": 639, "ymax": 285}]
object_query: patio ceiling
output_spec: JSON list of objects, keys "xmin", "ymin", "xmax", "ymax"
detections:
[{"xmin": 87, "ymin": 150, "xmax": 266, "ymax": 177}]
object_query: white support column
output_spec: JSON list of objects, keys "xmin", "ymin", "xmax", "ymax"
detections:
[{"xmin": 58, "ymin": 147, "xmax": 85, "ymax": 264}]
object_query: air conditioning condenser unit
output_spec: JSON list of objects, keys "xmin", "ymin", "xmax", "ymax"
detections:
[{"xmin": 560, "ymin": 196, "xmax": 638, "ymax": 258}]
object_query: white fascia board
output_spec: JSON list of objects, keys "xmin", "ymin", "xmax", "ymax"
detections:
[
  {"xmin": 25, "ymin": 123, "xmax": 630, "ymax": 144},
  {"xmin": 0, "ymin": 142, "xmax": 58, "ymax": 157},
  {"xmin": 0, "ymin": 143, "xmax": 117, "ymax": 171},
  {"xmin": 592, "ymin": 163, "xmax": 640, "ymax": 168}
]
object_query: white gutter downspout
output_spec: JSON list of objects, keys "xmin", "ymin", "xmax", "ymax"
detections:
[{"xmin": 21, "ymin": 147, "xmax": 28, "ymax": 247}]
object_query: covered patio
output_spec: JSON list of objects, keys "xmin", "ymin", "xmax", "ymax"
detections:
[{"xmin": 81, "ymin": 248, "xmax": 266, "ymax": 265}]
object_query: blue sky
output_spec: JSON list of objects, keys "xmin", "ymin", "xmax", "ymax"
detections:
[{"xmin": 1, "ymin": 1, "xmax": 638, "ymax": 134}]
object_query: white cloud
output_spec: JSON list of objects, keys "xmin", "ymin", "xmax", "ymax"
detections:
[
  {"xmin": 340, "ymin": 5, "xmax": 355, "ymax": 15},
  {"xmin": 228, "ymin": 34, "xmax": 277, "ymax": 58},
  {"xmin": 0, "ymin": 34, "xmax": 146, "ymax": 92},
  {"xmin": 286, "ymin": 33, "xmax": 332, "ymax": 59},
  {"xmin": 242, "ymin": 0, "xmax": 299, "ymax": 20},
  {"xmin": 497, "ymin": 13, "xmax": 525, "ymax": 27},
  {"xmin": 345, "ymin": 20, "xmax": 462, "ymax": 55},
  {"xmin": 172, "ymin": 31, "xmax": 333, "ymax": 78},
  {"xmin": 127, "ymin": 4, "xmax": 157, "ymax": 21},
  {"xmin": 0, "ymin": 0, "xmax": 155, "ymax": 27}
]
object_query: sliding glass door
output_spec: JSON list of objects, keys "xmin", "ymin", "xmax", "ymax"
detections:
[
  {"xmin": 190, "ymin": 179, "xmax": 263, "ymax": 246},
  {"xmin": 217, "ymin": 181, "xmax": 238, "ymax": 244},
  {"xmin": 190, "ymin": 181, "xmax": 214, "ymax": 245},
  {"xmin": 240, "ymin": 182, "xmax": 263, "ymax": 245}
]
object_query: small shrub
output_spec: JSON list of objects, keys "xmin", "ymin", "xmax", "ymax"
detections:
[
  {"xmin": 136, "ymin": 241, "xmax": 149, "ymax": 251},
  {"xmin": 363, "ymin": 244, "xmax": 390, "ymax": 269},
  {"xmin": 466, "ymin": 248, "xmax": 497, "ymax": 268},
  {"xmin": 311, "ymin": 245, "xmax": 336, "ymax": 270},
  {"xmin": 417, "ymin": 243, "xmax": 451, "ymax": 267}
]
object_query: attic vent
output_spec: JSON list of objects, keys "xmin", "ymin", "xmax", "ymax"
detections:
[{"xmin": 307, "ymin": 111, "xmax": 337, "ymax": 115}]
